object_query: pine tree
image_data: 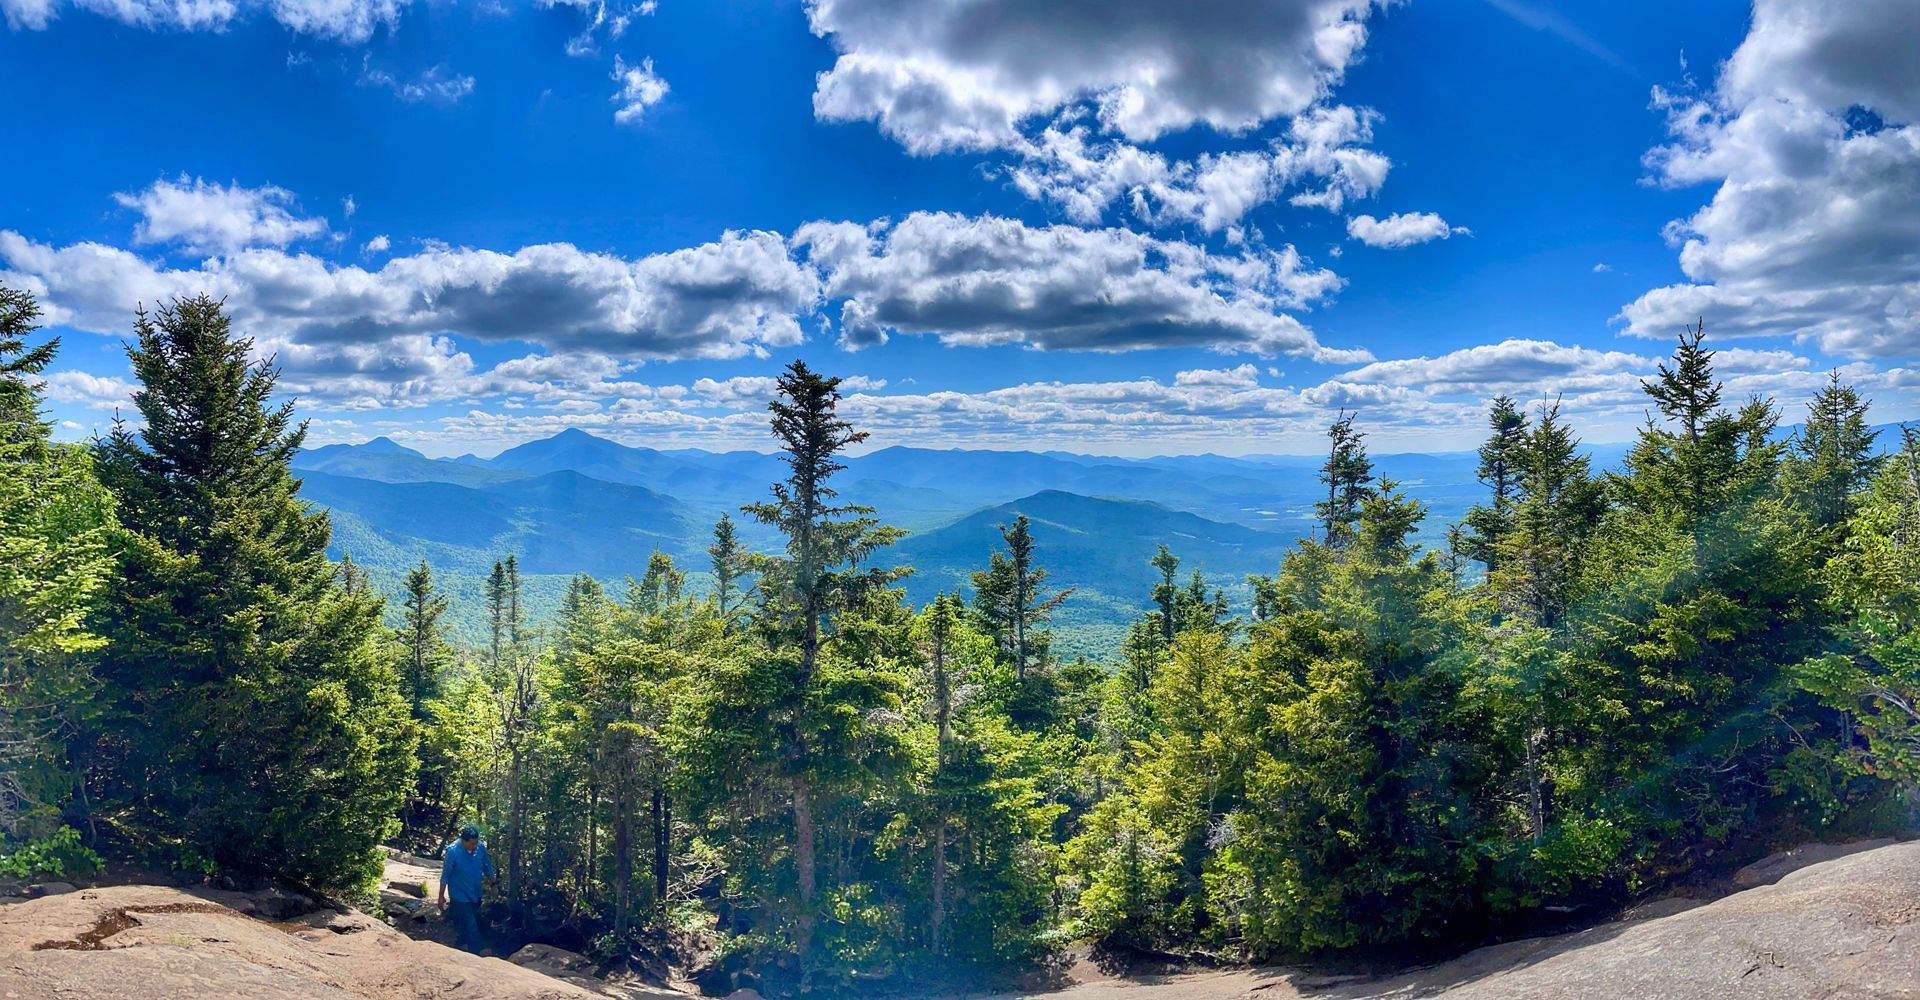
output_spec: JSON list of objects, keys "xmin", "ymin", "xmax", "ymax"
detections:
[
  {"xmin": 1640, "ymin": 320, "xmax": 1725, "ymax": 518},
  {"xmin": 0, "ymin": 288, "xmax": 113, "ymax": 833},
  {"xmin": 1150, "ymin": 545, "xmax": 1182, "ymax": 647},
  {"xmin": 491, "ymin": 553, "xmax": 537, "ymax": 911},
  {"xmin": 1315, "ymin": 408, "xmax": 1373, "ymax": 548},
  {"xmin": 921, "ymin": 593, "xmax": 964, "ymax": 955},
  {"xmin": 740, "ymin": 360, "xmax": 905, "ymax": 965},
  {"xmin": 708, "ymin": 513, "xmax": 749, "ymax": 633},
  {"xmin": 0, "ymin": 287, "xmax": 58, "ymax": 445},
  {"xmin": 398, "ymin": 561, "xmax": 452, "ymax": 719},
  {"xmin": 970, "ymin": 515, "xmax": 1071, "ymax": 682},
  {"xmin": 1493, "ymin": 398, "xmax": 1602, "ymax": 627},
  {"xmin": 92, "ymin": 295, "xmax": 413, "ymax": 893},
  {"xmin": 1462, "ymin": 395, "xmax": 1527, "ymax": 571},
  {"xmin": 1788, "ymin": 372, "xmax": 1880, "ymax": 535}
]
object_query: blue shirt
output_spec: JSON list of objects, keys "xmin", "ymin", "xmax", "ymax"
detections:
[{"xmin": 441, "ymin": 840, "xmax": 493, "ymax": 903}]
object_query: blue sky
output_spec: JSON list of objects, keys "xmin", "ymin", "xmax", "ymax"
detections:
[{"xmin": 3, "ymin": 0, "xmax": 1914, "ymax": 457}]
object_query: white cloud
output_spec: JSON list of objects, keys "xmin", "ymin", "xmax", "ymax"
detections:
[
  {"xmin": 794, "ymin": 212, "xmax": 1362, "ymax": 360},
  {"xmin": 4, "ymin": 0, "xmax": 400, "ymax": 40},
  {"xmin": 113, "ymin": 175, "xmax": 328, "ymax": 255},
  {"xmin": 1620, "ymin": 0, "xmax": 1920, "ymax": 360},
  {"xmin": 0, "ymin": 227, "xmax": 819, "ymax": 404},
  {"xmin": 610, "ymin": 55, "xmax": 668, "ymax": 125},
  {"xmin": 363, "ymin": 234, "xmax": 390, "ymax": 254},
  {"xmin": 1592, "ymin": 262, "xmax": 1612, "ymax": 273},
  {"xmin": 1339, "ymin": 339, "xmax": 1655, "ymax": 393},
  {"xmin": 41, "ymin": 370, "xmax": 136, "ymax": 410},
  {"xmin": 805, "ymin": 0, "xmax": 1393, "ymax": 232},
  {"xmin": 1345, "ymin": 211, "xmax": 1467, "ymax": 249},
  {"xmin": 807, "ymin": 0, "xmax": 1381, "ymax": 154},
  {"xmin": 542, "ymin": 0, "xmax": 651, "ymax": 57},
  {"xmin": 359, "ymin": 60, "xmax": 476, "ymax": 105},
  {"xmin": 1009, "ymin": 104, "xmax": 1390, "ymax": 232}
]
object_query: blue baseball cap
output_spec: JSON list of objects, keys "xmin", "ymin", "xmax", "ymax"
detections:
[{"xmin": 459, "ymin": 825, "xmax": 480, "ymax": 840}]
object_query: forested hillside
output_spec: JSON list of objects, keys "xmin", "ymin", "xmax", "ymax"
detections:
[
  {"xmin": 287, "ymin": 409, "xmax": 1577, "ymax": 657},
  {"xmin": 3, "ymin": 287, "xmax": 1918, "ymax": 995}
]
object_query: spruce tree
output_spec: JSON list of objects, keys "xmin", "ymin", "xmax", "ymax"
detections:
[
  {"xmin": 92, "ymin": 295, "xmax": 413, "ymax": 893},
  {"xmin": 1788, "ymin": 372, "xmax": 1880, "ymax": 535},
  {"xmin": 0, "ymin": 287, "xmax": 58, "ymax": 445},
  {"xmin": 972, "ymin": 514, "xmax": 1071, "ymax": 683},
  {"xmin": 708, "ymin": 513, "xmax": 748, "ymax": 633},
  {"xmin": 1315, "ymin": 408, "xmax": 1373, "ymax": 548},
  {"xmin": 398, "ymin": 560, "xmax": 452, "ymax": 719},
  {"xmin": 740, "ymin": 360, "xmax": 905, "ymax": 965},
  {"xmin": 1494, "ymin": 399, "xmax": 1602, "ymax": 627},
  {"xmin": 1462, "ymin": 395, "xmax": 1527, "ymax": 571},
  {"xmin": 0, "ymin": 287, "xmax": 113, "ymax": 832},
  {"xmin": 1150, "ymin": 545, "xmax": 1182, "ymax": 647},
  {"xmin": 1639, "ymin": 321, "xmax": 1726, "ymax": 519}
]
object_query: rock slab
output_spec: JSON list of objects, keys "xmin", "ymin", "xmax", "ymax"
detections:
[{"xmin": 0, "ymin": 884, "xmax": 668, "ymax": 999}]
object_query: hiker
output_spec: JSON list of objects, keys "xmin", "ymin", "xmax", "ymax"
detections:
[{"xmin": 437, "ymin": 824, "xmax": 495, "ymax": 954}]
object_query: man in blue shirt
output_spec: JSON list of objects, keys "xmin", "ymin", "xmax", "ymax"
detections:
[{"xmin": 437, "ymin": 824, "xmax": 495, "ymax": 954}]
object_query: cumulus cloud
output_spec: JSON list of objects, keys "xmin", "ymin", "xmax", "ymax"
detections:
[
  {"xmin": 0, "ymin": 227, "xmax": 818, "ymax": 407},
  {"xmin": 1010, "ymin": 104, "xmax": 1390, "ymax": 231},
  {"xmin": 1340, "ymin": 339, "xmax": 1655, "ymax": 393},
  {"xmin": 363, "ymin": 234, "xmax": 390, "ymax": 254},
  {"xmin": 1345, "ymin": 211, "xmax": 1468, "ymax": 248},
  {"xmin": 3, "ymin": 0, "xmax": 401, "ymax": 40},
  {"xmin": 1620, "ymin": 0, "xmax": 1920, "ymax": 360},
  {"xmin": 359, "ymin": 60, "xmax": 476, "ymax": 105},
  {"xmin": 114, "ymin": 176, "xmax": 329, "ymax": 255},
  {"xmin": 610, "ymin": 55, "xmax": 669, "ymax": 124},
  {"xmin": 808, "ymin": 0, "xmax": 1381, "ymax": 153},
  {"xmin": 42, "ymin": 370, "xmax": 136, "ymax": 410},
  {"xmin": 794, "ymin": 212, "xmax": 1363, "ymax": 360},
  {"xmin": 806, "ymin": 0, "xmax": 1393, "ymax": 232}
]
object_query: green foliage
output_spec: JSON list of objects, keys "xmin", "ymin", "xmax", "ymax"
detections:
[
  {"xmin": 11, "ymin": 288, "xmax": 1907, "ymax": 988},
  {"xmin": 90, "ymin": 296, "xmax": 414, "ymax": 896},
  {"xmin": 0, "ymin": 827, "xmax": 104, "ymax": 880},
  {"xmin": 0, "ymin": 287, "xmax": 115, "ymax": 833},
  {"xmin": 1793, "ymin": 429, "xmax": 1920, "ymax": 785}
]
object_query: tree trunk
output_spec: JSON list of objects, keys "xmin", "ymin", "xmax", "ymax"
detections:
[
  {"xmin": 930, "ymin": 819, "xmax": 947, "ymax": 956},
  {"xmin": 652, "ymin": 785, "xmax": 669, "ymax": 909},
  {"xmin": 583, "ymin": 784, "xmax": 598, "ymax": 906},
  {"xmin": 613, "ymin": 786, "xmax": 632, "ymax": 938},
  {"xmin": 791, "ymin": 772, "xmax": 816, "ymax": 961},
  {"xmin": 1525, "ymin": 723, "xmax": 1547, "ymax": 846},
  {"xmin": 508, "ymin": 742, "xmax": 524, "ymax": 910}
]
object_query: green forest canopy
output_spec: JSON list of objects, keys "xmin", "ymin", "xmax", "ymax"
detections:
[{"xmin": 3, "ymin": 290, "xmax": 1918, "ymax": 993}]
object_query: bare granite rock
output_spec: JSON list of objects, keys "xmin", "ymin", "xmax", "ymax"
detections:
[{"xmin": 0, "ymin": 884, "xmax": 642, "ymax": 999}]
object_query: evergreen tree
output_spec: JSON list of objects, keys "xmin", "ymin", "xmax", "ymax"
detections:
[
  {"xmin": 0, "ymin": 288, "xmax": 113, "ymax": 834},
  {"xmin": 1787, "ymin": 372, "xmax": 1880, "ymax": 536},
  {"xmin": 1637, "ymin": 320, "xmax": 1726, "ymax": 519},
  {"xmin": 1462, "ymin": 395, "xmax": 1528, "ymax": 571},
  {"xmin": 492, "ymin": 553, "xmax": 537, "ymax": 910},
  {"xmin": 0, "ymin": 286, "xmax": 59, "ymax": 443},
  {"xmin": 92, "ymin": 295, "xmax": 413, "ymax": 893},
  {"xmin": 738, "ymin": 360, "xmax": 906, "ymax": 966},
  {"xmin": 1493, "ymin": 398, "xmax": 1603, "ymax": 627},
  {"xmin": 708, "ymin": 513, "xmax": 749, "ymax": 633},
  {"xmin": 1315, "ymin": 408, "xmax": 1373, "ymax": 548},
  {"xmin": 1795, "ymin": 429, "xmax": 1920, "ymax": 783},
  {"xmin": 970, "ymin": 514, "xmax": 1071, "ymax": 682},
  {"xmin": 397, "ymin": 561, "xmax": 452, "ymax": 718}
]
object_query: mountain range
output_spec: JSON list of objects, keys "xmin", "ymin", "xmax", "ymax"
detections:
[{"xmin": 289, "ymin": 428, "xmax": 1613, "ymax": 658}]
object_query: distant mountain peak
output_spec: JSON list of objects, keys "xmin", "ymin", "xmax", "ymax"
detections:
[{"xmin": 361, "ymin": 436, "xmax": 412, "ymax": 454}]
